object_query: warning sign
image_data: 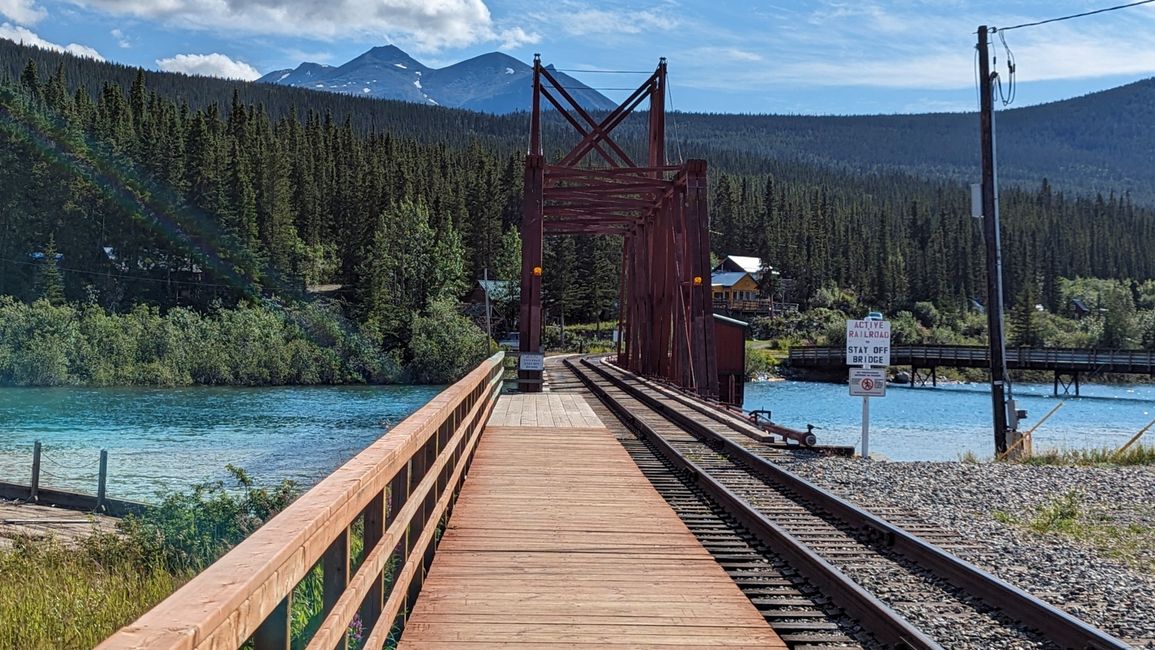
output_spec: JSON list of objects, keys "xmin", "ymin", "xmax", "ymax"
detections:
[
  {"xmin": 519, "ymin": 353, "xmax": 544, "ymax": 371},
  {"xmin": 845, "ymin": 320, "xmax": 891, "ymax": 367},
  {"xmin": 850, "ymin": 367, "xmax": 887, "ymax": 397}
]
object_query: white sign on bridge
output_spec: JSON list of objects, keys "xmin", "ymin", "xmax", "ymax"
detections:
[{"xmin": 846, "ymin": 320, "xmax": 891, "ymax": 367}]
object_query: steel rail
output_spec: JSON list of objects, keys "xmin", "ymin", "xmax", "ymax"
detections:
[
  {"xmin": 566, "ymin": 357, "xmax": 939, "ymax": 649},
  {"xmin": 573, "ymin": 357, "xmax": 1132, "ymax": 650}
]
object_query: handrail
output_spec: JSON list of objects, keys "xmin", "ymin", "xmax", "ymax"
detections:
[
  {"xmin": 788, "ymin": 345, "xmax": 1155, "ymax": 372},
  {"xmin": 98, "ymin": 351, "xmax": 506, "ymax": 650}
]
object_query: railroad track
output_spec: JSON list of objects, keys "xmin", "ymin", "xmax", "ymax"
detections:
[{"xmin": 562, "ymin": 356, "xmax": 1131, "ymax": 650}]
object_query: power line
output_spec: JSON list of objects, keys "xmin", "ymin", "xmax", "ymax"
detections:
[
  {"xmin": 995, "ymin": 0, "xmax": 1155, "ymax": 31},
  {"xmin": 553, "ymin": 69, "xmax": 653, "ymax": 74},
  {"xmin": 548, "ymin": 85, "xmax": 646, "ymax": 91}
]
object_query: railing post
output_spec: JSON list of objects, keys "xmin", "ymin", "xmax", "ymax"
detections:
[
  {"xmin": 96, "ymin": 449, "xmax": 108, "ymax": 512},
  {"xmin": 359, "ymin": 491, "xmax": 386, "ymax": 631},
  {"xmin": 252, "ymin": 595, "xmax": 292, "ymax": 650},
  {"xmin": 322, "ymin": 529, "xmax": 350, "ymax": 650},
  {"xmin": 30, "ymin": 441, "xmax": 41, "ymax": 501}
]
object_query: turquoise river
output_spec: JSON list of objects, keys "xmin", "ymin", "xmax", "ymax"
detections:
[{"xmin": 1, "ymin": 379, "xmax": 1153, "ymax": 501}]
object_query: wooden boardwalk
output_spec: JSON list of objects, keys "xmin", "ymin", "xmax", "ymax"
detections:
[
  {"xmin": 0, "ymin": 500, "xmax": 116, "ymax": 548},
  {"xmin": 398, "ymin": 392, "xmax": 784, "ymax": 648}
]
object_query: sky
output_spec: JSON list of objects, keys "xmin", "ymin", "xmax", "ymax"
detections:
[{"xmin": 2, "ymin": 0, "xmax": 1155, "ymax": 115}]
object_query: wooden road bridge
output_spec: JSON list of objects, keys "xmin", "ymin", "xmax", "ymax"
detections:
[{"xmin": 788, "ymin": 344, "xmax": 1155, "ymax": 395}]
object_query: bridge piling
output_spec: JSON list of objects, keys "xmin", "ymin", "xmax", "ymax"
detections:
[{"xmin": 1054, "ymin": 371, "xmax": 1081, "ymax": 397}]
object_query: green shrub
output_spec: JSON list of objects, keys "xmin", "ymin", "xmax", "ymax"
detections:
[
  {"xmin": 745, "ymin": 345, "xmax": 775, "ymax": 380},
  {"xmin": 407, "ymin": 297, "xmax": 490, "ymax": 384},
  {"xmin": 119, "ymin": 465, "xmax": 298, "ymax": 574},
  {"xmin": 0, "ymin": 298, "xmax": 401, "ymax": 387}
]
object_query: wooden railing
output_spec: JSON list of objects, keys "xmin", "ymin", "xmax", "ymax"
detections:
[
  {"xmin": 712, "ymin": 299, "xmax": 799, "ymax": 316},
  {"xmin": 789, "ymin": 345, "xmax": 1155, "ymax": 374},
  {"xmin": 99, "ymin": 351, "xmax": 506, "ymax": 650}
]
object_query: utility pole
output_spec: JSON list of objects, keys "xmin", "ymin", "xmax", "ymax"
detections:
[{"xmin": 977, "ymin": 25, "xmax": 1013, "ymax": 454}]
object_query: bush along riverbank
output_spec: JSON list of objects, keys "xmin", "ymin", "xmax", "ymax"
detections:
[
  {"xmin": 0, "ymin": 296, "xmax": 489, "ymax": 387},
  {"xmin": 0, "ymin": 467, "xmax": 306, "ymax": 649}
]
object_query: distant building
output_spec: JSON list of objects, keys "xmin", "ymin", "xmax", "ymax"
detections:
[
  {"xmin": 714, "ymin": 255, "xmax": 767, "ymax": 280},
  {"xmin": 465, "ymin": 279, "xmax": 514, "ymax": 305},
  {"xmin": 711, "ymin": 271, "xmax": 760, "ymax": 305},
  {"xmin": 463, "ymin": 279, "xmax": 516, "ymax": 336},
  {"xmin": 1071, "ymin": 298, "xmax": 1090, "ymax": 319}
]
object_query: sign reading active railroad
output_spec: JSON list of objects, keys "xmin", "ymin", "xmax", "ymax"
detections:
[{"xmin": 845, "ymin": 319, "xmax": 891, "ymax": 367}]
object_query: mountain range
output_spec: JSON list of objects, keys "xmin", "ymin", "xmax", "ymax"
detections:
[{"xmin": 257, "ymin": 45, "xmax": 616, "ymax": 114}]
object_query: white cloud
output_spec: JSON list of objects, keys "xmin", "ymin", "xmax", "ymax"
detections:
[
  {"xmin": 110, "ymin": 27, "xmax": 129, "ymax": 48},
  {"xmin": 553, "ymin": 7, "xmax": 678, "ymax": 36},
  {"xmin": 497, "ymin": 25, "xmax": 539, "ymax": 50},
  {"xmin": 686, "ymin": 46, "xmax": 762, "ymax": 63},
  {"xmin": 156, "ymin": 53, "xmax": 261, "ymax": 81},
  {"xmin": 0, "ymin": 0, "xmax": 45, "ymax": 25},
  {"xmin": 0, "ymin": 22, "xmax": 103, "ymax": 59},
  {"xmin": 675, "ymin": 3, "xmax": 1155, "ymax": 93},
  {"xmin": 68, "ymin": 0, "xmax": 528, "ymax": 52}
]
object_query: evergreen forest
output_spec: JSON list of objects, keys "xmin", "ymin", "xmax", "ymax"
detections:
[{"xmin": 3, "ymin": 41, "xmax": 1155, "ymax": 384}]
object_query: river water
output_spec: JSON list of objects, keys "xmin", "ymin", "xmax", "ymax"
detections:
[
  {"xmin": 745, "ymin": 379, "xmax": 1155, "ymax": 460},
  {"xmin": 2, "ymin": 379, "xmax": 1151, "ymax": 501},
  {"xmin": 0, "ymin": 385, "xmax": 442, "ymax": 502}
]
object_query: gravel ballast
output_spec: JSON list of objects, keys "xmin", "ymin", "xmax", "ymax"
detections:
[{"xmin": 777, "ymin": 455, "xmax": 1155, "ymax": 648}]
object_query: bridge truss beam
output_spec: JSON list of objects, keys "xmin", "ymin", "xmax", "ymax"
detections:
[{"xmin": 518, "ymin": 56, "xmax": 717, "ymax": 397}]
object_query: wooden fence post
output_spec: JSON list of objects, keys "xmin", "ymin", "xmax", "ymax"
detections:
[
  {"xmin": 30, "ymin": 441, "xmax": 41, "ymax": 501},
  {"xmin": 97, "ymin": 449, "xmax": 108, "ymax": 512}
]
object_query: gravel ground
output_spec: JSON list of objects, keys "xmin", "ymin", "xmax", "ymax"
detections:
[{"xmin": 778, "ymin": 456, "xmax": 1155, "ymax": 648}]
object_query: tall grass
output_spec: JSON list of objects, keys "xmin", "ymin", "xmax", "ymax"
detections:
[
  {"xmin": 0, "ymin": 467, "xmax": 299, "ymax": 649},
  {"xmin": 0, "ymin": 535, "xmax": 183, "ymax": 649},
  {"xmin": 1019, "ymin": 444, "xmax": 1155, "ymax": 466}
]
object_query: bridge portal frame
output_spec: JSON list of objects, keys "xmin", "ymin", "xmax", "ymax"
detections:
[{"xmin": 518, "ymin": 56, "xmax": 717, "ymax": 398}]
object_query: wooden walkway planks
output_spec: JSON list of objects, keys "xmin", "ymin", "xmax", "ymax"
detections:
[
  {"xmin": 398, "ymin": 393, "xmax": 784, "ymax": 649},
  {"xmin": 0, "ymin": 500, "xmax": 116, "ymax": 548}
]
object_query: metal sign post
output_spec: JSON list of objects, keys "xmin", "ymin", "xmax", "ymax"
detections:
[{"xmin": 847, "ymin": 320, "xmax": 890, "ymax": 458}]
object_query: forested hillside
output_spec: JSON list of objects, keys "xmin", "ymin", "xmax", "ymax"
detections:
[
  {"xmin": 676, "ymin": 76, "xmax": 1155, "ymax": 205},
  {"xmin": 2, "ymin": 41, "xmax": 1155, "ymax": 386},
  {"xmin": 4, "ymin": 40, "xmax": 1154, "ymax": 204}
]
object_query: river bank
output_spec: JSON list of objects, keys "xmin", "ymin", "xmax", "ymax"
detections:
[{"xmin": 0, "ymin": 298, "xmax": 490, "ymax": 388}]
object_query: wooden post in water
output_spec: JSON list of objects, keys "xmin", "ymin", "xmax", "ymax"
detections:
[
  {"xmin": 30, "ymin": 441, "xmax": 41, "ymax": 501},
  {"xmin": 97, "ymin": 449, "xmax": 108, "ymax": 512}
]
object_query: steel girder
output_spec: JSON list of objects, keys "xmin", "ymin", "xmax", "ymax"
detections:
[{"xmin": 519, "ymin": 56, "xmax": 717, "ymax": 398}]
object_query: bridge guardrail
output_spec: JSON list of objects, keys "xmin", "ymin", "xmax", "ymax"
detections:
[
  {"xmin": 789, "ymin": 345, "xmax": 1155, "ymax": 373},
  {"xmin": 98, "ymin": 351, "xmax": 506, "ymax": 650}
]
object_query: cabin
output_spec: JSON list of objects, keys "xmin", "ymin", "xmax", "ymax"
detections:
[
  {"xmin": 711, "ymin": 271, "xmax": 761, "ymax": 310},
  {"xmin": 714, "ymin": 255, "xmax": 766, "ymax": 280},
  {"xmin": 1071, "ymin": 298, "xmax": 1091, "ymax": 319},
  {"xmin": 462, "ymin": 279, "xmax": 515, "ymax": 335},
  {"xmin": 464, "ymin": 280, "xmax": 514, "ymax": 306}
]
